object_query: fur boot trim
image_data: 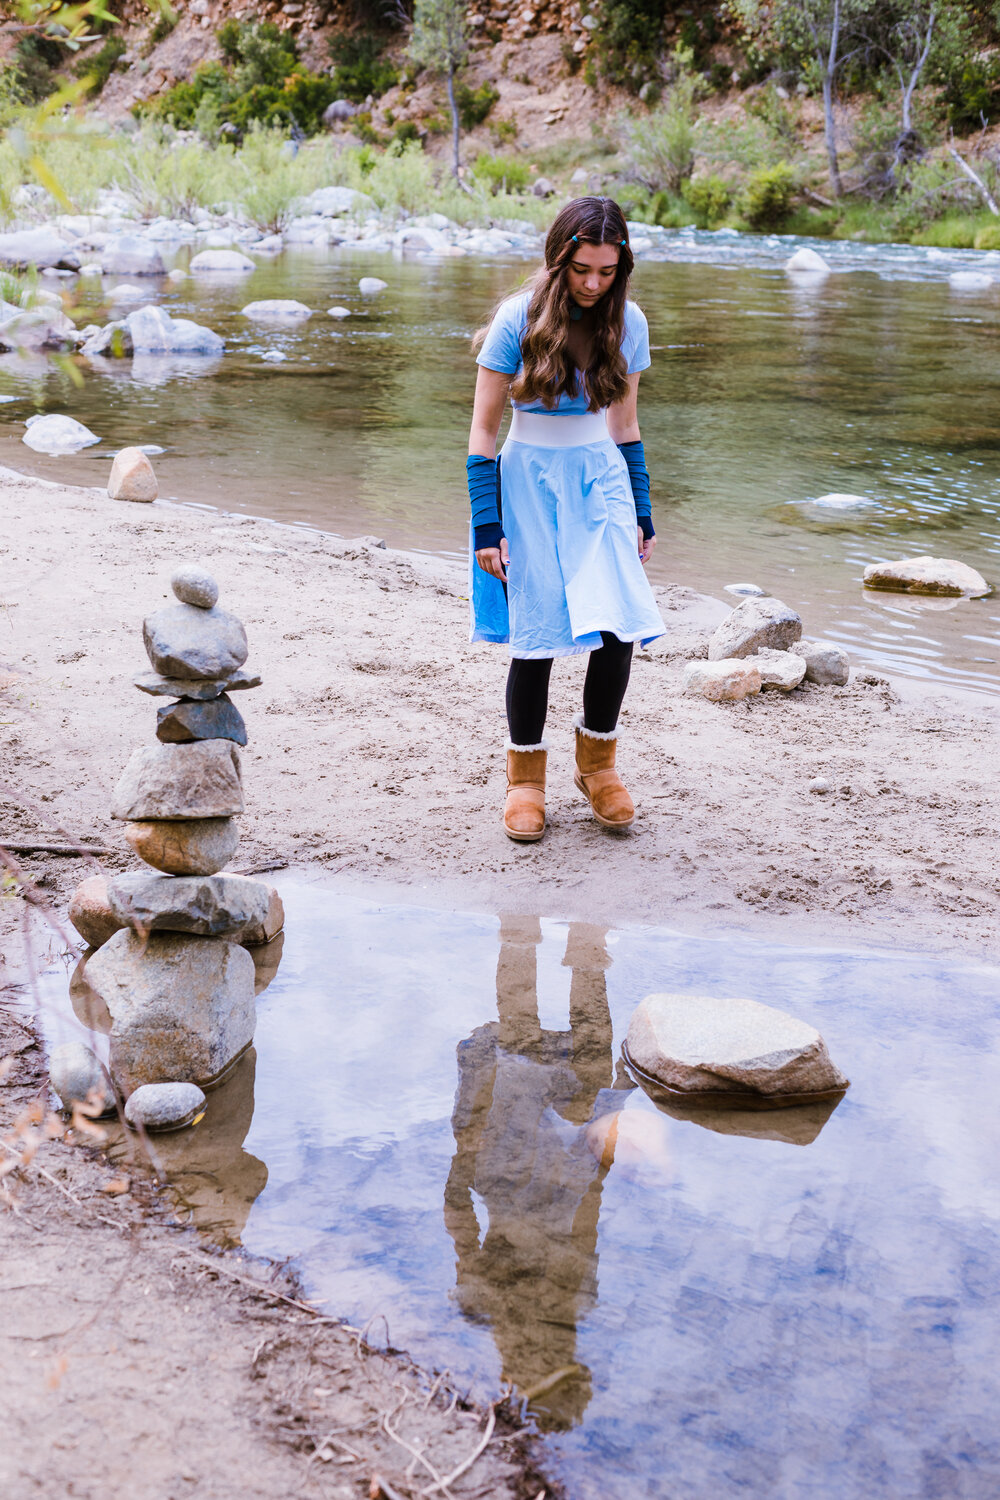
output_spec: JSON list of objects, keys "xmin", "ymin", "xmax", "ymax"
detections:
[
  {"xmin": 506, "ymin": 738, "xmax": 549, "ymax": 753},
  {"xmin": 572, "ymin": 713, "xmax": 618, "ymax": 742}
]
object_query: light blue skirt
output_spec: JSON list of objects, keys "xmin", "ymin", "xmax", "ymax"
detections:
[{"xmin": 470, "ymin": 412, "xmax": 666, "ymax": 659}]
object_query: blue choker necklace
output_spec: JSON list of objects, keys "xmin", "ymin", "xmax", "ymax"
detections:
[{"xmin": 569, "ymin": 304, "xmax": 583, "ymax": 321}]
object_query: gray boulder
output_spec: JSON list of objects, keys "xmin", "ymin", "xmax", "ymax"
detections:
[
  {"xmin": 0, "ymin": 229, "xmax": 81, "ymax": 271},
  {"xmin": 124, "ymin": 816, "xmax": 238, "ymax": 876},
  {"xmin": 86, "ymin": 929, "xmax": 255, "ymax": 1094},
  {"xmin": 321, "ymin": 101, "xmax": 358, "ymax": 127},
  {"xmin": 751, "ymin": 647, "xmax": 807, "ymax": 692},
  {"xmin": 101, "ymin": 235, "xmax": 166, "ymax": 276},
  {"xmin": 124, "ymin": 1081, "xmax": 206, "ymax": 1132},
  {"xmin": 708, "ymin": 596, "xmax": 803, "ymax": 661},
  {"xmin": 125, "ymin": 304, "xmax": 224, "ymax": 356},
  {"xmin": 22, "ymin": 414, "xmax": 100, "ymax": 454},
  {"xmin": 241, "ymin": 299, "xmax": 312, "ymax": 319},
  {"xmin": 106, "ymin": 871, "xmax": 278, "ymax": 941},
  {"xmin": 134, "ymin": 666, "xmax": 262, "ymax": 699},
  {"xmin": 80, "ymin": 320, "xmax": 134, "ymax": 358},
  {"xmin": 49, "ymin": 1041, "xmax": 115, "ymax": 1116},
  {"xmin": 156, "ymin": 694, "xmax": 247, "ymax": 746},
  {"xmin": 189, "ymin": 249, "xmax": 256, "ymax": 274},
  {"xmin": 0, "ymin": 308, "xmax": 77, "ymax": 352},
  {"xmin": 359, "ymin": 276, "xmax": 388, "ymax": 294},
  {"xmin": 304, "ymin": 184, "xmax": 370, "ymax": 213},
  {"xmin": 862, "ymin": 555, "xmax": 989, "ymax": 598},
  {"xmin": 626, "ymin": 992, "xmax": 849, "ymax": 1099},
  {"xmin": 112, "ymin": 740, "xmax": 244, "ymax": 821},
  {"xmin": 142, "ymin": 601, "xmax": 248, "ymax": 680},
  {"xmin": 171, "ymin": 566, "xmax": 219, "ymax": 609},
  {"xmin": 800, "ymin": 640, "xmax": 850, "ymax": 686},
  {"xmin": 68, "ymin": 873, "xmax": 125, "ymax": 948}
]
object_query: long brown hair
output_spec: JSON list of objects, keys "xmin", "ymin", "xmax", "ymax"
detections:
[{"xmin": 493, "ymin": 197, "xmax": 634, "ymax": 412}]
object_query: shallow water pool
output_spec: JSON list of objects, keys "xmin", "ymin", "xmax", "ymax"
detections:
[{"xmin": 35, "ymin": 877, "xmax": 1000, "ymax": 1498}]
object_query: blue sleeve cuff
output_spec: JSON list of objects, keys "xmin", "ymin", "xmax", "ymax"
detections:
[{"xmin": 474, "ymin": 522, "xmax": 504, "ymax": 551}]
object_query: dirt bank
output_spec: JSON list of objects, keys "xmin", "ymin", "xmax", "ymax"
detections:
[{"xmin": 2, "ymin": 465, "xmax": 1000, "ymax": 1495}]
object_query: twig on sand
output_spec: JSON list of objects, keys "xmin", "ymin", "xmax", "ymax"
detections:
[
  {"xmin": 381, "ymin": 1393, "xmax": 452, "ymax": 1495},
  {"xmin": 0, "ymin": 841, "xmax": 113, "ymax": 856},
  {"xmin": 418, "ymin": 1407, "xmax": 498, "ymax": 1497}
]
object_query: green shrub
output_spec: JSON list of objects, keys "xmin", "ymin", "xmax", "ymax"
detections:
[
  {"xmin": 737, "ymin": 161, "xmax": 796, "ymax": 229},
  {"xmin": 328, "ymin": 31, "xmax": 399, "ymax": 103},
  {"xmin": 942, "ymin": 57, "xmax": 1000, "ymax": 135},
  {"xmin": 392, "ymin": 120, "xmax": 421, "ymax": 145},
  {"xmin": 456, "ymin": 81, "xmax": 499, "ymax": 130},
  {"xmin": 77, "ymin": 36, "xmax": 126, "ymax": 97},
  {"xmin": 471, "ymin": 151, "xmax": 530, "ymax": 195},
  {"xmin": 147, "ymin": 6, "xmax": 178, "ymax": 50},
  {"xmin": 593, "ymin": 0, "xmax": 665, "ymax": 92},
  {"xmin": 490, "ymin": 115, "xmax": 517, "ymax": 145},
  {"xmin": 624, "ymin": 75, "xmax": 697, "ymax": 193},
  {"xmin": 682, "ymin": 173, "xmax": 732, "ymax": 228},
  {"xmin": 10, "ymin": 34, "xmax": 63, "ymax": 103},
  {"xmin": 974, "ymin": 222, "xmax": 1000, "ymax": 250}
]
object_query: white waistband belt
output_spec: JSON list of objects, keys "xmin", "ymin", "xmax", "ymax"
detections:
[{"xmin": 508, "ymin": 408, "xmax": 609, "ymax": 447}]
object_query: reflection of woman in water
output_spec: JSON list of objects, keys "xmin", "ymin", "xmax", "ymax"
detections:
[
  {"xmin": 443, "ymin": 916, "xmax": 629, "ymax": 1429},
  {"xmin": 467, "ymin": 197, "xmax": 665, "ymax": 843}
]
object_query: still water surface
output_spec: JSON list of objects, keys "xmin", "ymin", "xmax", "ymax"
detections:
[
  {"xmin": 36, "ymin": 878, "xmax": 1000, "ymax": 1498},
  {"xmin": 3, "ymin": 234, "xmax": 1000, "ymax": 690}
]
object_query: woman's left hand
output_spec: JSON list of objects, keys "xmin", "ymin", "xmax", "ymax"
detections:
[{"xmin": 638, "ymin": 528, "xmax": 656, "ymax": 565}]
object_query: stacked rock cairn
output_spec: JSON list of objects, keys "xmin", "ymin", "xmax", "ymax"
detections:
[{"xmin": 55, "ymin": 565, "xmax": 283, "ymax": 1134}]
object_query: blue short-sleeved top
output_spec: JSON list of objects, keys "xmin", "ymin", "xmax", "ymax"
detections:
[{"xmin": 476, "ymin": 291, "xmax": 650, "ymax": 414}]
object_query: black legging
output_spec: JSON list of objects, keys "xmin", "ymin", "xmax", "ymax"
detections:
[{"xmin": 506, "ymin": 632, "xmax": 633, "ymax": 745}]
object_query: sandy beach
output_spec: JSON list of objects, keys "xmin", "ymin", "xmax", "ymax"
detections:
[{"xmin": 2, "ymin": 464, "xmax": 1000, "ymax": 1497}]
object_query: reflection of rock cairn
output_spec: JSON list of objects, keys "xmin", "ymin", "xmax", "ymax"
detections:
[{"xmin": 61, "ymin": 566, "xmax": 283, "ymax": 1132}]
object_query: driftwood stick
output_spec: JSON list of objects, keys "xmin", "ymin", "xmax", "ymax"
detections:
[
  {"xmin": 0, "ymin": 842, "xmax": 113, "ymax": 856},
  {"xmin": 947, "ymin": 145, "xmax": 1000, "ymax": 215}
]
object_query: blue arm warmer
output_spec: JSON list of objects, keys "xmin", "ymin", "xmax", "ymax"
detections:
[
  {"xmin": 467, "ymin": 454, "xmax": 504, "ymax": 552},
  {"xmin": 618, "ymin": 440, "xmax": 655, "ymax": 541}
]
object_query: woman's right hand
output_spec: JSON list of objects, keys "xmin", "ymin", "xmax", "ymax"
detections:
[{"xmin": 475, "ymin": 537, "xmax": 509, "ymax": 581}]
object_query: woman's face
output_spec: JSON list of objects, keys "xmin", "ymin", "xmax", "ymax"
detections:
[{"xmin": 565, "ymin": 240, "xmax": 621, "ymax": 310}]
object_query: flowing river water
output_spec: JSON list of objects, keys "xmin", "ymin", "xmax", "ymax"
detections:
[
  {"xmin": 32, "ymin": 877, "xmax": 1000, "ymax": 1499},
  {"xmin": 2, "ymin": 228, "xmax": 1000, "ymax": 691}
]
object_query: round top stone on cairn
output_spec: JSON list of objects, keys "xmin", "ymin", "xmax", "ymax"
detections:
[{"xmin": 171, "ymin": 565, "xmax": 219, "ymax": 611}]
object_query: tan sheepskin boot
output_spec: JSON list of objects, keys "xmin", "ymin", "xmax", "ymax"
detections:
[
  {"xmin": 504, "ymin": 742, "xmax": 547, "ymax": 842},
  {"xmin": 573, "ymin": 714, "xmax": 635, "ymax": 829}
]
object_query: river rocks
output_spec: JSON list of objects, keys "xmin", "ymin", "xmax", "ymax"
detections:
[
  {"xmin": 786, "ymin": 247, "xmax": 831, "ymax": 276},
  {"xmin": 305, "ymin": 184, "xmax": 372, "ymax": 214},
  {"xmin": 752, "ymin": 647, "xmax": 807, "ymax": 692},
  {"xmin": 107, "ymin": 871, "xmax": 278, "ymax": 941},
  {"xmin": 327, "ymin": 305, "xmax": 351, "ymax": 318},
  {"xmin": 101, "ymin": 235, "xmax": 166, "ymax": 276},
  {"xmin": 126, "ymin": 304, "xmax": 224, "ymax": 356},
  {"xmin": 949, "ymin": 270, "xmax": 992, "ymax": 291},
  {"xmin": 799, "ymin": 640, "xmax": 850, "ymax": 686},
  {"xmin": 242, "ymin": 299, "xmax": 312, "ymax": 318},
  {"xmin": 189, "ymin": 249, "xmax": 256, "ymax": 274},
  {"xmin": 108, "ymin": 446, "xmax": 158, "ymax": 503},
  {"xmin": 156, "ymin": 693, "xmax": 247, "ymax": 746},
  {"xmin": 708, "ymin": 596, "xmax": 803, "ymax": 660},
  {"xmin": 0, "ymin": 308, "xmax": 77, "ymax": 352},
  {"xmin": 863, "ymin": 555, "xmax": 990, "ymax": 597},
  {"xmin": 124, "ymin": 816, "xmax": 239, "ymax": 875},
  {"xmin": 625, "ymin": 992, "xmax": 849, "ymax": 1101},
  {"xmin": 0, "ymin": 229, "xmax": 81, "ymax": 271},
  {"xmin": 80, "ymin": 320, "xmax": 134, "ymax": 358},
  {"xmin": 359, "ymin": 276, "xmax": 388, "ymax": 294},
  {"xmin": 87, "ymin": 929, "xmax": 255, "ymax": 1094},
  {"xmin": 22, "ymin": 414, "xmax": 100, "ymax": 454},
  {"xmin": 49, "ymin": 1041, "xmax": 115, "ymax": 1116},
  {"xmin": 142, "ymin": 602, "xmax": 248, "ymax": 680},
  {"xmin": 134, "ymin": 666, "xmax": 262, "ymax": 698},
  {"xmin": 112, "ymin": 741, "xmax": 244, "ymax": 821},
  {"xmin": 124, "ymin": 1081, "xmax": 206, "ymax": 1131},
  {"xmin": 171, "ymin": 565, "xmax": 218, "ymax": 609},
  {"xmin": 69, "ymin": 874, "xmax": 125, "ymax": 948},
  {"xmin": 683, "ymin": 658, "xmax": 762, "ymax": 701},
  {"xmin": 106, "ymin": 282, "xmax": 147, "ymax": 303}
]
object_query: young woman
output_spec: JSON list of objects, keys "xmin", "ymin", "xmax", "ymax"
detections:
[{"xmin": 467, "ymin": 196, "xmax": 664, "ymax": 843}]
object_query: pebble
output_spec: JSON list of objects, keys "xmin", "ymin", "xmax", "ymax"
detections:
[
  {"xmin": 49, "ymin": 1041, "xmax": 116, "ymax": 1116},
  {"xmin": 327, "ymin": 306, "xmax": 351, "ymax": 318},
  {"xmin": 108, "ymin": 446, "xmax": 158, "ymax": 503},
  {"xmin": 124, "ymin": 1081, "xmax": 206, "ymax": 1132},
  {"xmin": 359, "ymin": 276, "xmax": 388, "ymax": 294},
  {"xmin": 124, "ymin": 816, "xmax": 239, "ymax": 875},
  {"xmin": 261, "ymin": 350, "xmax": 287, "ymax": 362},
  {"xmin": 724, "ymin": 583, "xmax": 766, "ymax": 597},
  {"xmin": 171, "ymin": 565, "xmax": 219, "ymax": 610},
  {"xmin": 808, "ymin": 777, "xmax": 831, "ymax": 794}
]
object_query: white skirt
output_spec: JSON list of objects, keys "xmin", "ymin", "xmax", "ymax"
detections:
[{"xmin": 470, "ymin": 409, "xmax": 666, "ymax": 659}]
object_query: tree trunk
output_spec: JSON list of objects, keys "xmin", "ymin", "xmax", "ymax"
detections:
[
  {"xmin": 901, "ymin": 7, "xmax": 936, "ymax": 135},
  {"xmin": 821, "ymin": 72, "xmax": 843, "ymax": 198},
  {"xmin": 446, "ymin": 64, "xmax": 460, "ymax": 179}
]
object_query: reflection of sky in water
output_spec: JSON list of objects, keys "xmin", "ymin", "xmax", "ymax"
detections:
[
  {"xmin": 33, "ymin": 877, "xmax": 1000, "ymax": 1499},
  {"xmin": 2, "ymin": 238, "xmax": 1000, "ymax": 689}
]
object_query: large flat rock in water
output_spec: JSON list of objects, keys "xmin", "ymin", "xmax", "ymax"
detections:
[
  {"xmin": 112, "ymin": 741, "xmax": 243, "ymax": 820},
  {"xmin": 107, "ymin": 871, "xmax": 282, "ymax": 943},
  {"xmin": 626, "ymin": 992, "xmax": 848, "ymax": 1099},
  {"xmin": 85, "ymin": 929, "xmax": 255, "ymax": 1094},
  {"xmin": 863, "ymin": 555, "xmax": 989, "ymax": 598}
]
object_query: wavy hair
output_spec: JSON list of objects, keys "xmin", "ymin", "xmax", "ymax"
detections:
[{"xmin": 475, "ymin": 197, "xmax": 635, "ymax": 412}]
